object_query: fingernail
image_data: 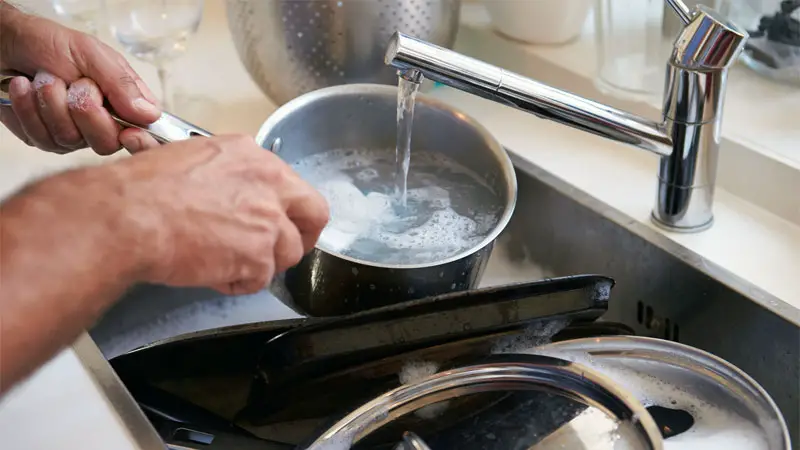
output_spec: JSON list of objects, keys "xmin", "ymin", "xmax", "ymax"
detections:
[
  {"xmin": 132, "ymin": 97, "xmax": 161, "ymax": 117},
  {"xmin": 33, "ymin": 72, "xmax": 56, "ymax": 108},
  {"xmin": 32, "ymin": 71, "xmax": 56, "ymax": 90},
  {"xmin": 119, "ymin": 133, "xmax": 142, "ymax": 153},
  {"xmin": 10, "ymin": 76, "xmax": 30, "ymax": 95}
]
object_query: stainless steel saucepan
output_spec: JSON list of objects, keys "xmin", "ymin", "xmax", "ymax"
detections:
[{"xmin": 1, "ymin": 74, "xmax": 517, "ymax": 318}]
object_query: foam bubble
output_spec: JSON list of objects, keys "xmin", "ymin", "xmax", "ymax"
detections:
[
  {"xmin": 491, "ymin": 319, "xmax": 569, "ymax": 354},
  {"xmin": 399, "ymin": 360, "xmax": 439, "ymax": 385},
  {"xmin": 398, "ymin": 360, "xmax": 450, "ymax": 419}
]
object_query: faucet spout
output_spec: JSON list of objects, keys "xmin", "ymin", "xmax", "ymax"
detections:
[{"xmin": 386, "ymin": 32, "xmax": 673, "ymax": 158}]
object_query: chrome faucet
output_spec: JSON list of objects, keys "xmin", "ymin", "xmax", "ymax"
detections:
[{"xmin": 385, "ymin": 0, "xmax": 747, "ymax": 233}]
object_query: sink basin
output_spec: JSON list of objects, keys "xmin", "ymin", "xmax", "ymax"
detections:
[
  {"xmin": 483, "ymin": 152, "xmax": 800, "ymax": 446},
  {"xmin": 91, "ymin": 149, "xmax": 799, "ymax": 446}
]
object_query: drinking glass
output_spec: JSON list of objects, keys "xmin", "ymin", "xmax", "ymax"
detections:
[
  {"xmin": 594, "ymin": 0, "xmax": 673, "ymax": 102},
  {"xmin": 51, "ymin": 0, "xmax": 103, "ymax": 35},
  {"xmin": 594, "ymin": 0, "xmax": 721, "ymax": 101},
  {"xmin": 104, "ymin": 0, "xmax": 204, "ymax": 111}
]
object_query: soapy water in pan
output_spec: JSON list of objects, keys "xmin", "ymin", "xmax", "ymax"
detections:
[{"xmin": 292, "ymin": 148, "xmax": 503, "ymax": 265}]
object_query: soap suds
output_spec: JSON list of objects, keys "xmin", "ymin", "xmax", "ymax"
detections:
[
  {"xmin": 529, "ymin": 347, "xmax": 771, "ymax": 450},
  {"xmin": 398, "ymin": 360, "xmax": 450, "ymax": 419},
  {"xmin": 491, "ymin": 319, "xmax": 569, "ymax": 354}
]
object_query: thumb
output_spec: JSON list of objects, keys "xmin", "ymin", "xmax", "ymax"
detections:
[{"xmin": 70, "ymin": 34, "xmax": 162, "ymax": 125}]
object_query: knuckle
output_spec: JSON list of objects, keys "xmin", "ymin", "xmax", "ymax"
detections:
[
  {"xmin": 117, "ymin": 73, "xmax": 138, "ymax": 91},
  {"xmin": 231, "ymin": 134, "xmax": 256, "ymax": 147},
  {"xmin": 215, "ymin": 133, "xmax": 255, "ymax": 151},
  {"xmin": 51, "ymin": 124, "xmax": 83, "ymax": 147}
]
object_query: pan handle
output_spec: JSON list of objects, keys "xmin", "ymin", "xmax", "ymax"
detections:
[{"xmin": 0, "ymin": 70, "xmax": 213, "ymax": 144}]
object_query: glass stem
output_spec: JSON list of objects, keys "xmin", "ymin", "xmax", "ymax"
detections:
[{"xmin": 157, "ymin": 65, "xmax": 172, "ymax": 112}]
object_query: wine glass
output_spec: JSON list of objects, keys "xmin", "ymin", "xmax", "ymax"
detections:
[
  {"xmin": 104, "ymin": 0, "xmax": 204, "ymax": 111},
  {"xmin": 51, "ymin": 0, "xmax": 103, "ymax": 36}
]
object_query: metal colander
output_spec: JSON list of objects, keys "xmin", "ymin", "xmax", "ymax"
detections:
[{"xmin": 225, "ymin": 0, "xmax": 461, "ymax": 105}]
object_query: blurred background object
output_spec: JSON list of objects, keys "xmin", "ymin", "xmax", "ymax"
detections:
[
  {"xmin": 594, "ymin": 0, "xmax": 676, "ymax": 102},
  {"xmin": 483, "ymin": 0, "xmax": 593, "ymax": 45},
  {"xmin": 104, "ymin": 0, "xmax": 205, "ymax": 110},
  {"xmin": 720, "ymin": 0, "xmax": 800, "ymax": 86},
  {"xmin": 50, "ymin": 0, "xmax": 102, "ymax": 35},
  {"xmin": 224, "ymin": 0, "xmax": 461, "ymax": 106}
]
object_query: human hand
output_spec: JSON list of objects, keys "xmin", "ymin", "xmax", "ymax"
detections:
[
  {"xmin": 111, "ymin": 134, "xmax": 329, "ymax": 294},
  {"xmin": 0, "ymin": 2, "xmax": 161, "ymax": 154}
]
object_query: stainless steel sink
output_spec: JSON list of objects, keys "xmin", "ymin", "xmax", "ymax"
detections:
[
  {"xmin": 483, "ymin": 151, "xmax": 800, "ymax": 446},
  {"xmin": 91, "ymin": 148, "xmax": 799, "ymax": 446}
]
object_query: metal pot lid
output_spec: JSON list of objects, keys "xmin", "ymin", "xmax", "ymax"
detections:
[
  {"xmin": 534, "ymin": 336, "xmax": 791, "ymax": 450},
  {"xmin": 302, "ymin": 353, "xmax": 665, "ymax": 450}
]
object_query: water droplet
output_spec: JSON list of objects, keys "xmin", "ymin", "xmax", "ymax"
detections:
[{"xmin": 297, "ymin": 32, "xmax": 304, "ymax": 38}]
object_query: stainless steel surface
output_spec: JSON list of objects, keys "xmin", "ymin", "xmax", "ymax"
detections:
[
  {"xmin": 666, "ymin": 0, "xmax": 694, "ymax": 24},
  {"xmin": 484, "ymin": 154, "xmax": 799, "ymax": 447},
  {"xmin": 225, "ymin": 0, "xmax": 461, "ymax": 106},
  {"xmin": 397, "ymin": 432, "xmax": 432, "ymax": 450},
  {"xmin": 255, "ymin": 83, "xmax": 517, "ymax": 317},
  {"xmin": 538, "ymin": 336, "xmax": 792, "ymax": 449},
  {"xmin": 304, "ymin": 354, "xmax": 665, "ymax": 450},
  {"xmin": 663, "ymin": 1, "xmax": 717, "ymax": 38},
  {"xmin": 385, "ymin": 2, "xmax": 749, "ymax": 232},
  {"xmin": 0, "ymin": 71, "xmax": 212, "ymax": 144},
  {"xmin": 70, "ymin": 333, "xmax": 167, "ymax": 450},
  {"xmin": 89, "ymin": 149, "xmax": 798, "ymax": 446}
]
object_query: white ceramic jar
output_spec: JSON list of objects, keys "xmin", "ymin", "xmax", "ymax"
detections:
[{"xmin": 484, "ymin": 0, "xmax": 593, "ymax": 45}]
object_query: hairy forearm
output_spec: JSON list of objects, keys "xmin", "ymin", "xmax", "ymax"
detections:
[
  {"xmin": 0, "ymin": 166, "xmax": 144, "ymax": 394},
  {"xmin": 0, "ymin": 1, "xmax": 24, "ymax": 68}
]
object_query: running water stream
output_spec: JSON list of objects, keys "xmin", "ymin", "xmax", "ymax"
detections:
[{"xmin": 395, "ymin": 76, "xmax": 421, "ymax": 208}]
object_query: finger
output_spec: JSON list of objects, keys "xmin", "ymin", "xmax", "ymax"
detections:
[
  {"xmin": 69, "ymin": 34, "xmax": 161, "ymax": 124},
  {"xmin": 119, "ymin": 128, "xmax": 161, "ymax": 154},
  {"xmin": 67, "ymin": 78, "xmax": 123, "ymax": 155},
  {"xmin": 211, "ymin": 279, "xmax": 268, "ymax": 296},
  {"xmin": 8, "ymin": 76, "xmax": 60, "ymax": 151},
  {"xmin": 285, "ymin": 188, "xmax": 330, "ymax": 253},
  {"xmin": 0, "ymin": 108, "xmax": 32, "ymax": 146},
  {"xmin": 274, "ymin": 216, "xmax": 305, "ymax": 274},
  {"xmin": 33, "ymin": 71, "xmax": 85, "ymax": 150}
]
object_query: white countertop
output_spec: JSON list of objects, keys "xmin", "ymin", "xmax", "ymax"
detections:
[{"xmin": 1, "ymin": 1, "xmax": 798, "ymax": 448}]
